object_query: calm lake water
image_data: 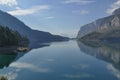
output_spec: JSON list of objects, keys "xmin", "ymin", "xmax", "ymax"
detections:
[{"xmin": 0, "ymin": 40, "xmax": 120, "ymax": 80}]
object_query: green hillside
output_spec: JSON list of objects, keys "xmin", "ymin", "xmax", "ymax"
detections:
[{"xmin": 0, "ymin": 26, "xmax": 29, "ymax": 47}]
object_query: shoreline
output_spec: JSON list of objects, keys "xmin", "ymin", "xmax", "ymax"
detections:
[{"xmin": 0, "ymin": 46, "xmax": 31, "ymax": 54}]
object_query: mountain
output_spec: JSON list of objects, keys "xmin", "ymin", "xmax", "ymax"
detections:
[
  {"xmin": 0, "ymin": 10, "xmax": 69, "ymax": 43},
  {"xmin": 112, "ymin": 8, "xmax": 120, "ymax": 15},
  {"xmin": 77, "ymin": 8, "xmax": 120, "ymax": 41},
  {"xmin": 0, "ymin": 26, "xmax": 29, "ymax": 47}
]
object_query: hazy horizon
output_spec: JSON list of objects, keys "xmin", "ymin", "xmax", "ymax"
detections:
[{"xmin": 0, "ymin": 0, "xmax": 118, "ymax": 38}]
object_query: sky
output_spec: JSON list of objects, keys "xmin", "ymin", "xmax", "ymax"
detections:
[{"xmin": 0, "ymin": 0, "xmax": 119, "ymax": 38}]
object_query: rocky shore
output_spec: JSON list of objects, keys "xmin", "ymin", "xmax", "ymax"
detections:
[{"xmin": 0, "ymin": 46, "xmax": 31, "ymax": 54}]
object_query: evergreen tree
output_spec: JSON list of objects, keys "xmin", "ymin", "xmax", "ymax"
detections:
[{"xmin": 0, "ymin": 26, "xmax": 29, "ymax": 47}]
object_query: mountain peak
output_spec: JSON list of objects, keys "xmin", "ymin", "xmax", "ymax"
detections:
[
  {"xmin": 77, "ymin": 8, "xmax": 120, "ymax": 39},
  {"xmin": 112, "ymin": 8, "xmax": 120, "ymax": 15}
]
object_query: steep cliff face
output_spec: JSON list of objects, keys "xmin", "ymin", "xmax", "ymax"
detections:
[
  {"xmin": 77, "ymin": 8, "xmax": 120, "ymax": 39},
  {"xmin": 112, "ymin": 8, "xmax": 120, "ymax": 15}
]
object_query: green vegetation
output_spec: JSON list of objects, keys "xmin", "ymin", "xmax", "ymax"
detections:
[
  {"xmin": 0, "ymin": 76, "xmax": 8, "ymax": 80},
  {"xmin": 0, "ymin": 26, "xmax": 29, "ymax": 47}
]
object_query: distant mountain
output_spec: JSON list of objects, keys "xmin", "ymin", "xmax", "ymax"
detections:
[
  {"xmin": 0, "ymin": 10, "xmax": 69, "ymax": 43},
  {"xmin": 77, "ymin": 8, "xmax": 120, "ymax": 41}
]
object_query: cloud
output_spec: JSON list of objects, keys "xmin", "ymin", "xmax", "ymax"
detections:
[
  {"xmin": 10, "ymin": 62, "xmax": 50, "ymax": 73},
  {"xmin": 72, "ymin": 10, "xmax": 89, "ymax": 15},
  {"xmin": 0, "ymin": 0, "xmax": 17, "ymax": 6},
  {"xmin": 107, "ymin": 0, "xmax": 120, "ymax": 14},
  {"xmin": 7, "ymin": 5, "xmax": 51, "ymax": 16},
  {"xmin": 45, "ymin": 16, "xmax": 55, "ymax": 19},
  {"xmin": 62, "ymin": 0, "xmax": 95, "ymax": 5}
]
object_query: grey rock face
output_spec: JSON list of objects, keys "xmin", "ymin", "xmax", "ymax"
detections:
[
  {"xmin": 112, "ymin": 8, "xmax": 120, "ymax": 15},
  {"xmin": 77, "ymin": 10, "xmax": 120, "ymax": 39}
]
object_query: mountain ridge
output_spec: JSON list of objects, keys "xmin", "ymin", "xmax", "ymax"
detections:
[
  {"xmin": 77, "ymin": 8, "xmax": 120, "ymax": 40},
  {"xmin": 0, "ymin": 10, "xmax": 69, "ymax": 43}
]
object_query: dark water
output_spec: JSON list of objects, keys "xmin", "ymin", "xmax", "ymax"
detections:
[{"xmin": 0, "ymin": 41, "xmax": 120, "ymax": 80}]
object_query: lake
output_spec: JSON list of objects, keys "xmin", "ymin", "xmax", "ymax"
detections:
[{"xmin": 0, "ymin": 40, "xmax": 120, "ymax": 80}]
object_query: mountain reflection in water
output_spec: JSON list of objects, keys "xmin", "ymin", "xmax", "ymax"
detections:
[
  {"xmin": 77, "ymin": 41, "xmax": 120, "ymax": 71},
  {"xmin": 0, "ymin": 43, "xmax": 50, "ymax": 69}
]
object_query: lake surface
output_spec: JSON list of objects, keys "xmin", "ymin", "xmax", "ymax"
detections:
[{"xmin": 0, "ymin": 40, "xmax": 120, "ymax": 80}]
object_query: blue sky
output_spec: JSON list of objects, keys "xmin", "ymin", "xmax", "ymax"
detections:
[{"xmin": 0, "ymin": 0, "xmax": 118, "ymax": 37}]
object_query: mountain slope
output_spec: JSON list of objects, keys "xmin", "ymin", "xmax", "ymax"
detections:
[
  {"xmin": 0, "ymin": 10, "xmax": 69, "ymax": 43},
  {"xmin": 77, "ymin": 8, "xmax": 120, "ymax": 40},
  {"xmin": 0, "ymin": 26, "xmax": 29, "ymax": 46},
  {"xmin": 80, "ymin": 30, "xmax": 120, "ymax": 43}
]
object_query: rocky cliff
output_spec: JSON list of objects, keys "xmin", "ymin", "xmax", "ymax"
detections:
[{"xmin": 77, "ymin": 8, "xmax": 120, "ymax": 39}]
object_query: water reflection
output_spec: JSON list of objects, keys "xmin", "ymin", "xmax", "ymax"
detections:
[
  {"xmin": 1, "ymin": 41, "xmax": 120, "ymax": 80},
  {"xmin": 29, "ymin": 42, "xmax": 50, "ymax": 49},
  {"xmin": 0, "ymin": 43, "xmax": 51, "ymax": 80},
  {"xmin": 9, "ymin": 62, "xmax": 50, "ymax": 73},
  {"xmin": 77, "ymin": 41, "xmax": 120, "ymax": 71},
  {"xmin": 0, "ymin": 54, "xmax": 17, "ymax": 69},
  {"xmin": 0, "ymin": 43, "xmax": 50, "ymax": 69}
]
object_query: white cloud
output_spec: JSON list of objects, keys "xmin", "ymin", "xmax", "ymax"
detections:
[
  {"xmin": 72, "ymin": 10, "xmax": 89, "ymax": 15},
  {"xmin": 62, "ymin": 0, "xmax": 95, "ymax": 5},
  {"xmin": 7, "ymin": 5, "xmax": 51, "ymax": 16},
  {"xmin": 0, "ymin": 0, "xmax": 17, "ymax": 6},
  {"xmin": 107, "ymin": 0, "xmax": 120, "ymax": 14},
  {"xmin": 80, "ymin": 10, "xmax": 89, "ymax": 15},
  {"xmin": 45, "ymin": 16, "xmax": 55, "ymax": 19}
]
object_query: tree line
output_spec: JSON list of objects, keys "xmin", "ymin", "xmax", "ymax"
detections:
[{"xmin": 0, "ymin": 26, "xmax": 29, "ymax": 47}]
